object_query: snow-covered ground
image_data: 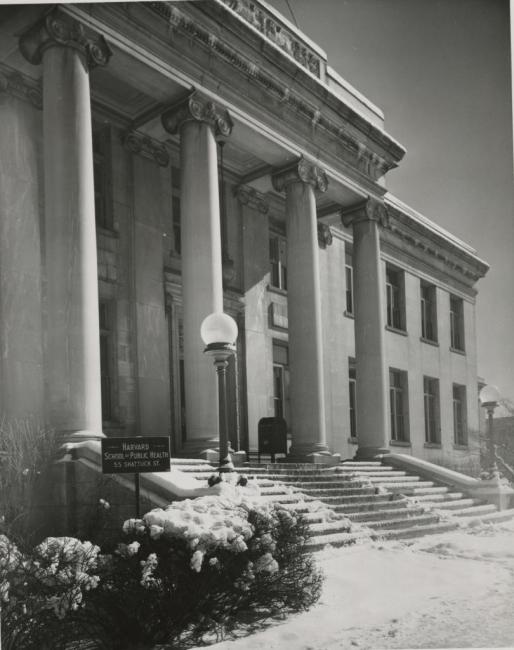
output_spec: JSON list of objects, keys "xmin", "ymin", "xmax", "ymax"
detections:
[{"xmin": 199, "ymin": 519, "xmax": 514, "ymax": 650}]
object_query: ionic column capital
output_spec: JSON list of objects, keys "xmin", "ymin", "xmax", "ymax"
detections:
[
  {"xmin": 19, "ymin": 8, "xmax": 112, "ymax": 69},
  {"xmin": 271, "ymin": 157, "xmax": 328, "ymax": 193},
  {"xmin": 161, "ymin": 90, "xmax": 233, "ymax": 138},
  {"xmin": 123, "ymin": 130, "xmax": 170, "ymax": 167},
  {"xmin": 341, "ymin": 197, "xmax": 389, "ymax": 228},
  {"xmin": 234, "ymin": 185, "xmax": 269, "ymax": 214}
]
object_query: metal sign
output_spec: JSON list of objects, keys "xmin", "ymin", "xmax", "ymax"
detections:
[{"xmin": 101, "ymin": 436, "xmax": 171, "ymax": 474}]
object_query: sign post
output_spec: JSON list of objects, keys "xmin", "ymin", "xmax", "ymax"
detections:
[{"xmin": 101, "ymin": 436, "xmax": 171, "ymax": 517}]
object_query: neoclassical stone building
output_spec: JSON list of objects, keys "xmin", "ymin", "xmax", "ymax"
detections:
[{"xmin": 0, "ymin": 1, "xmax": 488, "ymax": 467}]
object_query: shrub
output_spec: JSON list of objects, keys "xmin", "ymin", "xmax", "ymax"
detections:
[{"xmin": 1, "ymin": 492, "xmax": 323, "ymax": 649}]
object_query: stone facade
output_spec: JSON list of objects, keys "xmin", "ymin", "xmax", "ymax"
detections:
[{"xmin": 0, "ymin": 2, "xmax": 488, "ymax": 465}]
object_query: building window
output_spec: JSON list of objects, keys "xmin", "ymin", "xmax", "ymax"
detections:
[
  {"xmin": 349, "ymin": 363, "xmax": 357, "ymax": 439},
  {"xmin": 386, "ymin": 265, "xmax": 405, "ymax": 330},
  {"xmin": 270, "ymin": 234, "xmax": 287, "ymax": 291},
  {"xmin": 93, "ymin": 125, "xmax": 112, "ymax": 230},
  {"xmin": 99, "ymin": 300, "xmax": 115, "ymax": 422},
  {"xmin": 389, "ymin": 369, "xmax": 409, "ymax": 442},
  {"xmin": 345, "ymin": 264, "xmax": 354, "ymax": 315},
  {"xmin": 272, "ymin": 342, "xmax": 289, "ymax": 421},
  {"xmin": 453, "ymin": 384, "xmax": 467, "ymax": 445},
  {"xmin": 171, "ymin": 166, "xmax": 181, "ymax": 255},
  {"xmin": 420, "ymin": 281, "xmax": 437, "ymax": 342},
  {"xmin": 450, "ymin": 295, "xmax": 465, "ymax": 351},
  {"xmin": 423, "ymin": 376, "xmax": 440, "ymax": 444}
]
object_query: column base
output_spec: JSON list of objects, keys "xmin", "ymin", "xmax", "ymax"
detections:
[
  {"xmin": 354, "ymin": 446, "xmax": 390, "ymax": 461},
  {"xmin": 286, "ymin": 450, "xmax": 341, "ymax": 466}
]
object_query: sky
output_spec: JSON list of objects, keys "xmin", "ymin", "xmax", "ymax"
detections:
[{"xmin": 269, "ymin": 0, "xmax": 514, "ymax": 404}]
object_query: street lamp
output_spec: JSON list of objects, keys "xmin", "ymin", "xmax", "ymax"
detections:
[
  {"xmin": 479, "ymin": 384, "xmax": 501, "ymax": 476},
  {"xmin": 200, "ymin": 312, "xmax": 238, "ymax": 473}
]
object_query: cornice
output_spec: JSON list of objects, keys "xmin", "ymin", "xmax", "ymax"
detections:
[
  {"xmin": 19, "ymin": 7, "xmax": 112, "ymax": 70},
  {"xmin": 161, "ymin": 90, "xmax": 233, "ymax": 138},
  {"xmin": 123, "ymin": 130, "xmax": 170, "ymax": 167},
  {"xmin": 234, "ymin": 185, "xmax": 269, "ymax": 214},
  {"xmin": 383, "ymin": 202, "xmax": 488, "ymax": 285},
  {"xmin": 272, "ymin": 157, "xmax": 328, "ymax": 193},
  {"xmin": 145, "ymin": 2, "xmax": 404, "ymax": 182},
  {"xmin": 0, "ymin": 64, "xmax": 42, "ymax": 109}
]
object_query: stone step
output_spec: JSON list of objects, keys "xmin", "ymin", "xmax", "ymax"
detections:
[
  {"xmin": 456, "ymin": 507, "xmax": 514, "ymax": 525},
  {"xmin": 308, "ymin": 520, "xmax": 354, "ymax": 535},
  {"xmin": 392, "ymin": 485, "xmax": 450, "ymax": 495},
  {"xmin": 258, "ymin": 475, "xmax": 363, "ymax": 486},
  {"xmin": 340, "ymin": 461, "xmax": 384, "ymax": 468},
  {"xmin": 424, "ymin": 497, "xmax": 484, "ymax": 510},
  {"xmin": 343, "ymin": 470, "xmax": 410, "ymax": 479},
  {"xmin": 409, "ymin": 491, "xmax": 465, "ymax": 502},
  {"xmin": 364, "ymin": 474, "xmax": 421, "ymax": 483},
  {"xmin": 294, "ymin": 486, "xmax": 381, "ymax": 498},
  {"xmin": 306, "ymin": 531, "xmax": 369, "ymax": 551},
  {"xmin": 333, "ymin": 498, "xmax": 408, "ymax": 514},
  {"xmin": 445, "ymin": 503, "xmax": 498, "ymax": 518},
  {"xmin": 348, "ymin": 506, "xmax": 424, "ymax": 523},
  {"xmin": 364, "ymin": 512, "xmax": 440, "ymax": 531},
  {"xmin": 374, "ymin": 520, "xmax": 459, "ymax": 541},
  {"xmin": 329, "ymin": 493, "xmax": 401, "ymax": 507}
]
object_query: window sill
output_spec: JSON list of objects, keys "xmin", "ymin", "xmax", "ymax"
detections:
[
  {"xmin": 390, "ymin": 439, "xmax": 411, "ymax": 447},
  {"xmin": 453, "ymin": 443, "xmax": 469, "ymax": 451},
  {"xmin": 344, "ymin": 311, "xmax": 354, "ymax": 319},
  {"xmin": 267, "ymin": 284, "xmax": 288, "ymax": 297},
  {"xmin": 424, "ymin": 442, "xmax": 442, "ymax": 449},
  {"xmin": 386, "ymin": 325, "xmax": 408, "ymax": 337},
  {"xmin": 450, "ymin": 347, "xmax": 466, "ymax": 356},
  {"xmin": 347, "ymin": 437, "xmax": 358, "ymax": 445},
  {"xmin": 420, "ymin": 337, "xmax": 439, "ymax": 347}
]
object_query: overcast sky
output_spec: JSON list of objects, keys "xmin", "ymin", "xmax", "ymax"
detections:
[{"xmin": 269, "ymin": 0, "xmax": 514, "ymax": 403}]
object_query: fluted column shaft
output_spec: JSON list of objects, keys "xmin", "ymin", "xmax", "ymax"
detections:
[
  {"xmin": 20, "ymin": 10, "xmax": 111, "ymax": 440},
  {"xmin": 272, "ymin": 159, "xmax": 329, "ymax": 457},
  {"xmin": 342, "ymin": 199, "xmax": 389, "ymax": 458},
  {"xmin": 162, "ymin": 92, "xmax": 233, "ymax": 448}
]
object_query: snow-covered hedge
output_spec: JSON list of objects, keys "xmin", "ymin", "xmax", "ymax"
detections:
[{"xmin": 1, "ymin": 490, "xmax": 323, "ymax": 649}]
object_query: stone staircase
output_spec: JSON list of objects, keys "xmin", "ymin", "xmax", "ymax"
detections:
[{"xmin": 169, "ymin": 458, "xmax": 514, "ymax": 551}]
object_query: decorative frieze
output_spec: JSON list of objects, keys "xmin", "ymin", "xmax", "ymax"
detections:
[
  {"xmin": 341, "ymin": 197, "xmax": 389, "ymax": 228},
  {"xmin": 19, "ymin": 8, "xmax": 112, "ymax": 70},
  {"xmin": 0, "ymin": 66, "xmax": 42, "ymax": 109},
  {"xmin": 272, "ymin": 157, "xmax": 328, "ymax": 193},
  {"xmin": 234, "ymin": 185, "xmax": 269, "ymax": 214},
  {"xmin": 161, "ymin": 91, "xmax": 233, "ymax": 138},
  {"xmin": 123, "ymin": 130, "xmax": 170, "ymax": 167}
]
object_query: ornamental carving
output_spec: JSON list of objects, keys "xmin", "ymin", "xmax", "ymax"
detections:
[
  {"xmin": 123, "ymin": 131, "xmax": 170, "ymax": 167},
  {"xmin": 234, "ymin": 185, "xmax": 269, "ymax": 214},
  {"xmin": 341, "ymin": 197, "xmax": 389, "ymax": 228},
  {"xmin": 317, "ymin": 223, "xmax": 333, "ymax": 249},
  {"xmin": 272, "ymin": 157, "xmax": 328, "ymax": 194},
  {"xmin": 161, "ymin": 91, "xmax": 233, "ymax": 138},
  {"xmin": 19, "ymin": 8, "xmax": 112, "ymax": 70},
  {"xmin": 0, "ymin": 66, "xmax": 42, "ymax": 109}
]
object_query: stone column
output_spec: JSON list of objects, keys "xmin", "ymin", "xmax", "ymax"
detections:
[
  {"xmin": 272, "ymin": 158, "xmax": 332, "ymax": 460},
  {"xmin": 20, "ymin": 10, "xmax": 112, "ymax": 440},
  {"xmin": 342, "ymin": 198, "xmax": 389, "ymax": 459},
  {"xmin": 162, "ymin": 92, "xmax": 233, "ymax": 452}
]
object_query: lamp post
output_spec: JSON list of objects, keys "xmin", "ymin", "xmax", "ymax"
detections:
[
  {"xmin": 479, "ymin": 384, "xmax": 501, "ymax": 476},
  {"xmin": 200, "ymin": 312, "xmax": 238, "ymax": 473}
]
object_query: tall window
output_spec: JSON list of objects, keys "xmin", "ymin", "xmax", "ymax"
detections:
[
  {"xmin": 270, "ymin": 234, "xmax": 287, "ymax": 290},
  {"xmin": 345, "ymin": 264, "xmax": 354, "ymax": 315},
  {"xmin": 349, "ymin": 363, "xmax": 357, "ymax": 438},
  {"xmin": 99, "ymin": 301, "xmax": 114, "ymax": 422},
  {"xmin": 171, "ymin": 166, "xmax": 181, "ymax": 255},
  {"xmin": 272, "ymin": 342, "xmax": 289, "ymax": 421},
  {"xmin": 420, "ymin": 281, "xmax": 437, "ymax": 342},
  {"xmin": 389, "ymin": 369, "xmax": 408, "ymax": 442},
  {"xmin": 386, "ymin": 265, "xmax": 405, "ymax": 330},
  {"xmin": 453, "ymin": 384, "xmax": 467, "ymax": 445},
  {"xmin": 93, "ymin": 125, "xmax": 112, "ymax": 229},
  {"xmin": 450, "ymin": 295, "xmax": 465, "ymax": 351},
  {"xmin": 423, "ymin": 376, "xmax": 440, "ymax": 444}
]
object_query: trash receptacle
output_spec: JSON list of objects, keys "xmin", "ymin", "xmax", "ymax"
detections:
[{"xmin": 258, "ymin": 417, "xmax": 287, "ymax": 463}]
